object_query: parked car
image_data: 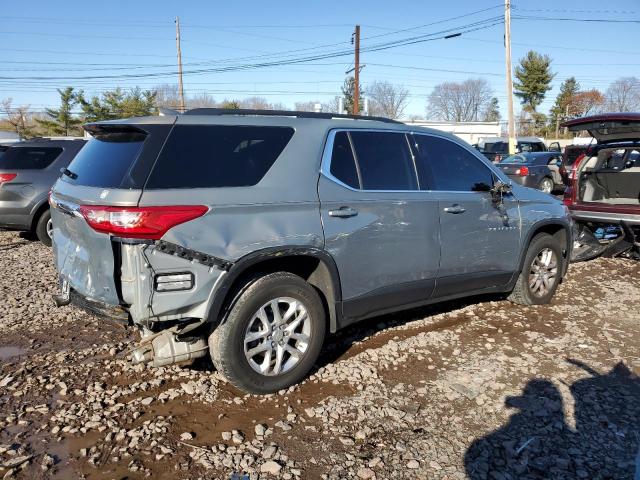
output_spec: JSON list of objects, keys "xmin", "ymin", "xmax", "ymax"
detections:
[
  {"xmin": 498, "ymin": 152, "xmax": 564, "ymax": 194},
  {"xmin": 476, "ymin": 136, "xmax": 559, "ymax": 163},
  {"xmin": 49, "ymin": 109, "xmax": 572, "ymax": 394},
  {"xmin": 562, "ymin": 113, "xmax": 640, "ymax": 261},
  {"xmin": 0, "ymin": 138, "xmax": 87, "ymax": 246}
]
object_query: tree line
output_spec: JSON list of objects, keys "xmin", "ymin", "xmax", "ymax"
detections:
[{"xmin": 2, "ymin": 51, "xmax": 639, "ymax": 139}]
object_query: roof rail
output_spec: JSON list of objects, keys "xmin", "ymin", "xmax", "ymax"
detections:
[{"xmin": 183, "ymin": 108, "xmax": 403, "ymax": 124}]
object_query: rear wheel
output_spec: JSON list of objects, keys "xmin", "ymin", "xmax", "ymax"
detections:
[
  {"xmin": 209, "ymin": 272, "xmax": 326, "ymax": 394},
  {"xmin": 538, "ymin": 177, "xmax": 554, "ymax": 194},
  {"xmin": 35, "ymin": 209, "xmax": 53, "ymax": 247},
  {"xmin": 508, "ymin": 233, "xmax": 563, "ymax": 305}
]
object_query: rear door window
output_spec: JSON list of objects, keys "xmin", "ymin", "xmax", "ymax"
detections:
[
  {"xmin": 146, "ymin": 125, "xmax": 294, "ymax": 189},
  {"xmin": 329, "ymin": 131, "xmax": 360, "ymax": 189},
  {"xmin": 349, "ymin": 131, "xmax": 417, "ymax": 190},
  {"xmin": 413, "ymin": 134, "xmax": 493, "ymax": 192},
  {"xmin": 520, "ymin": 142, "xmax": 544, "ymax": 153},
  {"xmin": 0, "ymin": 147, "xmax": 62, "ymax": 169}
]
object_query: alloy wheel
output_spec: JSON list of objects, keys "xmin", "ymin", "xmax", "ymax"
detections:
[
  {"xmin": 528, "ymin": 248, "xmax": 558, "ymax": 297},
  {"xmin": 46, "ymin": 218, "xmax": 54, "ymax": 239},
  {"xmin": 243, "ymin": 297, "xmax": 311, "ymax": 376}
]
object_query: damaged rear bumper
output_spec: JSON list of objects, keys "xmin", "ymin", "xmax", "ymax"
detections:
[{"xmin": 67, "ymin": 289, "xmax": 130, "ymax": 324}]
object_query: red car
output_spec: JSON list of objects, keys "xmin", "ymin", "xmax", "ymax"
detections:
[{"xmin": 562, "ymin": 113, "xmax": 640, "ymax": 261}]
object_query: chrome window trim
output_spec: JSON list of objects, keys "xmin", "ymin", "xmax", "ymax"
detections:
[{"xmin": 320, "ymin": 128, "xmax": 501, "ymax": 194}]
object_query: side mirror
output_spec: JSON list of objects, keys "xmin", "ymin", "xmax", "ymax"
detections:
[
  {"xmin": 490, "ymin": 180, "xmax": 512, "ymax": 205},
  {"xmin": 548, "ymin": 142, "xmax": 561, "ymax": 152}
]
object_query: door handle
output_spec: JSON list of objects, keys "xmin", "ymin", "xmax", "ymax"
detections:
[
  {"xmin": 328, "ymin": 206, "xmax": 358, "ymax": 218},
  {"xmin": 443, "ymin": 204, "xmax": 466, "ymax": 214}
]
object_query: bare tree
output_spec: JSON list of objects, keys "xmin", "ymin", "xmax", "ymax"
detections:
[
  {"xmin": 1, "ymin": 98, "xmax": 35, "ymax": 138},
  {"xmin": 239, "ymin": 96, "xmax": 272, "ymax": 110},
  {"xmin": 427, "ymin": 78, "xmax": 493, "ymax": 122},
  {"xmin": 605, "ymin": 77, "xmax": 640, "ymax": 112},
  {"xmin": 154, "ymin": 84, "xmax": 217, "ymax": 110},
  {"xmin": 367, "ymin": 81, "xmax": 409, "ymax": 119},
  {"xmin": 322, "ymin": 97, "xmax": 341, "ymax": 114},
  {"xmin": 294, "ymin": 101, "xmax": 323, "ymax": 112}
]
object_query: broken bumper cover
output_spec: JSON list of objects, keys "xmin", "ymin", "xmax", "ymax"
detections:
[{"xmin": 66, "ymin": 289, "xmax": 130, "ymax": 324}]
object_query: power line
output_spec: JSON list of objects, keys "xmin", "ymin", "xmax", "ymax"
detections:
[
  {"xmin": 512, "ymin": 15, "xmax": 640, "ymax": 24},
  {"xmin": 0, "ymin": 17, "xmax": 502, "ymax": 82}
]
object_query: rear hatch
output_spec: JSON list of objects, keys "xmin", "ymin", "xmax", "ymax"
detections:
[
  {"xmin": 563, "ymin": 113, "xmax": 640, "ymax": 143},
  {"xmin": 50, "ymin": 121, "xmax": 173, "ymax": 305}
]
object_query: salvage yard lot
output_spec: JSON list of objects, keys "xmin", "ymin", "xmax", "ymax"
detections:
[{"xmin": 0, "ymin": 230, "xmax": 638, "ymax": 479}]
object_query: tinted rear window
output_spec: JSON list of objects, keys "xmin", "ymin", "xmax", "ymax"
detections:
[
  {"xmin": 329, "ymin": 131, "xmax": 359, "ymax": 189},
  {"xmin": 146, "ymin": 125, "xmax": 294, "ymax": 189},
  {"xmin": 349, "ymin": 131, "xmax": 417, "ymax": 190},
  {"xmin": 0, "ymin": 147, "xmax": 62, "ymax": 169},
  {"xmin": 64, "ymin": 129, "xmax": 146, "ymax": 188}
]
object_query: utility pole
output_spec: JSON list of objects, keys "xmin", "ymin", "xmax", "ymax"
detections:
[
  {"xmin": 504, "ymin": 0, "xmax": 516, "ymax": 154},
  {"xmin": 353, "ymin": 25, "xmax": 360, "ymax": 115},
  {"xmin": 175, "ymin": 16, "xmax": 186, "ymax": 113}
]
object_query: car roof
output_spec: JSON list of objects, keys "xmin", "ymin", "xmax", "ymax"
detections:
[{"xmin": 83, "ymin": 109, "xmax": 475, "ymax": 146}]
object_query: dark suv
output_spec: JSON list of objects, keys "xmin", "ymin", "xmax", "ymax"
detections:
[
  {"xmin": 0, "ymin": 138, "xmax": 86, "ymax": 245},
  {"xmin": 50, "ymin": 109, "xmax": 572, "ymax": 394}
]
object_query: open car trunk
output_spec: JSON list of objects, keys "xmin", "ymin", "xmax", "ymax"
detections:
[{"xmin": 578, "ymin": 147, "xmax": 640, "ymax": 205}]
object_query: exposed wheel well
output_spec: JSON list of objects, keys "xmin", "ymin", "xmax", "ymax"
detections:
[
  {"xmin": 213, "ymin": 254, "xmax": 339, "ymax": 333},
  {"xmin": 30, "ymin": 202, "xmax": 49, "ymax": 232}
]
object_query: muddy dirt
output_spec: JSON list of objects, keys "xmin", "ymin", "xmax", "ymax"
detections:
[{"xmin": 0, "ymin": 231, "xmax": 638, "ymax": 479}]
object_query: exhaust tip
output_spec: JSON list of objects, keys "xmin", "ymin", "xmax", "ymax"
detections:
[{"xmin": 131, "ymin": 347, "xmax": 153, "ymax": 365}]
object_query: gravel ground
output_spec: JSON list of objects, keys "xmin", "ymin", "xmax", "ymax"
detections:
[{"xmin": 1, "ymin": 230, "xmax": 639, "ymax": 480}]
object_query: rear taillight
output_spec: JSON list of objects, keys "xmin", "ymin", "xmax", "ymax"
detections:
[
  {"xmin": 0, "ymin": 173, "xmax": 17, "ymax": 185},
  {"xmin": 564, "ymin": 153, "xmax": 588, "ymax": 206},
  {"xmin": 79, "ymin": 205, "xmax": 208, "ymax": 240},
  {"xmin": 515, "ymin": 166, "xmax": 529, "ymax": 176}
]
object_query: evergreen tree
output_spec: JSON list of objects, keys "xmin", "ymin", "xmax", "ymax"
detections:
[
  {"xmin": 78, "ymin": 88, "xmax": 156, "ymax": 122},
  {"xmin": 550, "ymin": 77, "xmax": 579, "ymax": 127},
  {"xmin": 36, "ymin": 87, "xmax": 82, "ymax": 136},
  {"xmin": 341, "ymin": 76, "xmax": 363, "ymax": 114},
  {"xmin": 513, "ymin": 51, "xmax": 555, "ymax": 113}
]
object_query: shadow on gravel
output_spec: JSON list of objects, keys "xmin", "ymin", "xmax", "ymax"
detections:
[
  {"xmin": 465, "ymin": 359, "xmax": 640, "ymax": 480},
  {"xmin": 313, "ymin": 292, "xmax": 506, "ymax": 372}
]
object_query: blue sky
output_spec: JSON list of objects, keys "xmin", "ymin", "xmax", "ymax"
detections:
[{"xmin": 1, "ymin": 0, "xmax": 639, "ymax": 120}]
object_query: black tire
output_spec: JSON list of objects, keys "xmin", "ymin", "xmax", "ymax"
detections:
[
  {"xmin": 538, "ymin": 177, "xmax": 554, "ymax": 194},
  {"xmin": 35, "ymin": 209, "xmax": 52, "ymax": 247},
  {"xmin": 209, "ymin": 272, "xmax": 326, "ymax": 394},
  {"xmin": 508, "ymin": 233, "xmax": 563, "ymax": 306}
]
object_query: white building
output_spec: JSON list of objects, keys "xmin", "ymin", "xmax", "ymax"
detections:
[{"xmin": 400, "ymin": 120, "xmax": 501, "ymax": 145}]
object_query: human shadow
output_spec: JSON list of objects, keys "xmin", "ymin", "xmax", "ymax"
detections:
[{"xmin": 464, "ymin": 360, "xmax": 640, "ymax": 480}]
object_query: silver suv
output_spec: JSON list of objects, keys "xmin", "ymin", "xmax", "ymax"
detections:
[{"xmin": 50, "ymin": 109, "xmax": 572, "ymax": 393}]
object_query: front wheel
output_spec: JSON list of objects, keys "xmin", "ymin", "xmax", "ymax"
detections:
[
  {"xmin": 209, "ymin": 272, "xmax": 326, "ymax": 394},
  {"xmin": 508, "ymin": 233, "xmax": 563, "ymax": 305},
  {"xmin": 538, "ymin": 177, "xmax": 554, "ymax": 194},
  {"xmin": 35, "ymin": 209, "xmax": 53, "ymax": 247}
]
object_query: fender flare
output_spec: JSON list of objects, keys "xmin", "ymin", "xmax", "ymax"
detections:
[{"xmin": 205, "ymin": 246, "xmax": 343, "ymax": 333}]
